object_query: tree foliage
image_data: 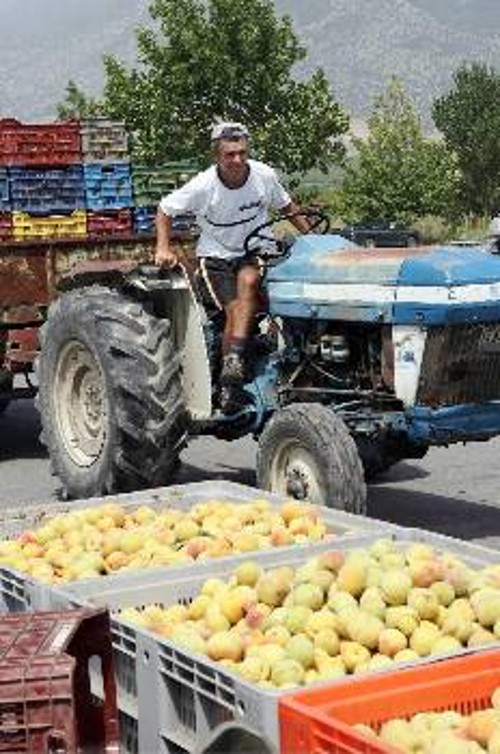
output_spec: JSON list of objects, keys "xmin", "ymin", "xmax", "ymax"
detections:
[
  {"xmin": 58, "ymin": 81, "xmax": 103, "ymax": 120},
  {"xmin": 58, "ymin": 0, "xmax": 348, "ymax": 174},
  {"xmin": 340, "ymin": 78, "xmax": 460, "ymax": 223},
  {"xmin": 432, "ymin": 62, "xmax": 500, "ymax": 214}
]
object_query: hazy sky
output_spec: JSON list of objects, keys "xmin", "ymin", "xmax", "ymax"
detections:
[
  {"xmin": 0, "ymin": 0, "xmax": 149, "ymax": 120},
  {"xmin": 1, "ymin": 0, "xmax": 498, "ymax": 122}
]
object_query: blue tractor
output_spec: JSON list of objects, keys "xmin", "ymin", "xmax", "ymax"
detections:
[{"xmin": 37, "ymin": 211, "xmax": 500, "ymax": 512}]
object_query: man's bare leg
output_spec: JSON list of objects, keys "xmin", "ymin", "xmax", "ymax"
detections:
[{"xmin": 220, "ymin": 265, "xmax": 260, "ymax": 388}]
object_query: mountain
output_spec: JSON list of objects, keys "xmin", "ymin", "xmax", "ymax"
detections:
[
  {"xmin": 1, "ymin": 0, "xmax": 499, "ymax": 127},
  {"xmin": 276, "ymin": 0, "xmax": 500, "ymax": 127}
]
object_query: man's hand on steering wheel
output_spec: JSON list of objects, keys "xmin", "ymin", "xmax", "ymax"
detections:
[
  {"xmin": 243, "ymin": 207, "xmax": 330, "ymax": 259},
  {"xmin": 303, "ymin": 207, "xmax": 331, "ymax": 234}
]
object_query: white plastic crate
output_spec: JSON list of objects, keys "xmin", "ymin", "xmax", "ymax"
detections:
[
  {"xmin": 51, "ymin": 527, "xmax": 500, "ymax": 754},
  {"xmin": 0, "ymin": 479, "xmax": 381, "ymax": 539},
  {"xmin": 0, "ymin": 479, "xmax": 391, "ymax": 612},
  {"xmin": 0, "ymin": 567, "xmax": 36, "ymax": 613},
  {"xmin": 80, "ymin": 119, "xmax": 129, "ymax": 163}
]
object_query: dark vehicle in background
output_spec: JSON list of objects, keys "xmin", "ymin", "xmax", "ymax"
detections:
[{"xmin": 340, "ymin": 221, "xmax": 421, "ymax": 248}]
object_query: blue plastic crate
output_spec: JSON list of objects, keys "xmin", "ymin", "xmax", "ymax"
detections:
[
  {"xmin": 84, "ymin": 162, "xmax": 133, "ymax": 210},
  {"xmin": 133, "ymin": 206, "xmax": 198, "ymax": 235},
  {"xmin": 9, "ymin": 165, "xmax": 85, "ymax": 213},
  {"xmin": 0, "ymin": 168, "xmax": 10, "ymax": 210},
  {"xmin": 133, "ymin": 205, "xmax": 155, "ymax": 234}
]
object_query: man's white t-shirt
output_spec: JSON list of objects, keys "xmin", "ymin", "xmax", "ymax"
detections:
[
  {"xmin": 490, "ymin": 215, "xmax": 500, "ymax": 236},
  {"xmin": 159, "ymin": 159, "xmax": 291, "ymax": 260}
]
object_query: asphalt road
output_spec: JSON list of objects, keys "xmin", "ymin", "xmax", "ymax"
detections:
[{"xmin": 1, "ymin": 398, "xmax": 500, "ymax": 550}]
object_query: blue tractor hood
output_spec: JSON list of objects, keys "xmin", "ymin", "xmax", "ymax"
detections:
[{"xmin": 266, "ymin": 234, "xmax": 500, "ymax": 325}]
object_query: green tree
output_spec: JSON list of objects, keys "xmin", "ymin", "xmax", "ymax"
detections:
[
  {"xmin": 58, "ymin": 0, "xmax": 348, "ymax": 174},
  {"xmin": 58, "ymin": 81, "xmax": 103, "ymax": 120},
  {"xmin": 340, "ymin": 78, "xmax": 460, "ymax": 223},
  {"xmin": 432, "ymin": 62, "xmax": 500, "ymax": 214}
]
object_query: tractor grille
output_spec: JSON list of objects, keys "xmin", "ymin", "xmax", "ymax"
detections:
[{"xmin": 417, "ymin": 323, "xmax": 500, "ymax": 406}]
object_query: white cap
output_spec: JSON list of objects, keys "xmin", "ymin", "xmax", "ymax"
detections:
[{"xmin": 210, "ymin": 121, "xmax": 249, "ymax": 141}]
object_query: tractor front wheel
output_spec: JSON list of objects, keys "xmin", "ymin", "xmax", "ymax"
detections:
[
  {"xmin": 256, "ymin": 403, "xmax": 366, "ymax": 514},
  {"xmin": 36, "ymin": 286, "xmax": 186, "ymax": 499}
]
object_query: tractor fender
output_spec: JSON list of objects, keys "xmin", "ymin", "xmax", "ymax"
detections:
[
  {"xmin": 57, "ymin": 258, "xmax": 146, "ymax": 293},
  {"xmin": 57, "ymin": 259, "xmax": 213, "ymax": 420},
  {"xmin": 169, "ymin": 269, "xmax": 213, "ymax": 421}
]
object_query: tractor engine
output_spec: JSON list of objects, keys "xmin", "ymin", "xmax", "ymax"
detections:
[{"xmin": 279, "ymin": 319, "xmax": 394, "ymax": 406}]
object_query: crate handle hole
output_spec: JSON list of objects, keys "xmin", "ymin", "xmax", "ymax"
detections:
[
  {"xmin": 47, "ymin": 730, "xmax": 69, "ymax": 752},
  {"xmin": 143, "ymin": 649, "xmax": 150, "ymax": 664},
  {"xmin": 88, "ymin": 654, "xmax": 103, "ymax": 694}
]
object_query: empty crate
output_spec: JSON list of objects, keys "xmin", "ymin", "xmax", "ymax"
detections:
[
  {"xmin": 0, "ymin": 119, "xmax": 81, "ymax": 167},
  {"xmin": 0, "ymin": 608, "xmax": 119, "ymax": 753}
]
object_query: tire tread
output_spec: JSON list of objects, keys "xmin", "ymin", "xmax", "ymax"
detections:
[
  {"xmin": 256, "ymin": 402, "xmax": 366, "ymax": 514},
  {"xmin": 37, "ymin": 286, "xmax": 186, "ymax": 498}
]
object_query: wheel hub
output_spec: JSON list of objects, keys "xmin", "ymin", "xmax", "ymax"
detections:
[
  {"xmin": 54, "ymin": 340, "xmax": 107, "ymax": 467},
  {"xmin": 270, "ymin": 440, "xmax": 327, "ymax": 505},
  {"xmin": 82, "ymin": 378, "xmax": 103, "ymax": 426},
  {"xmin": 285, "ymin": 469, "xmax": 308, "ymax": 499}
]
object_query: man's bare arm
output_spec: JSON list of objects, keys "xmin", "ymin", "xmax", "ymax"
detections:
[
  {"xmin": 155, "ymin": 208, "xmax": 178, "ymax": 267},
  {"xmin": 281, "ymin": 201, "xmax": 311, "ymax": 234}
]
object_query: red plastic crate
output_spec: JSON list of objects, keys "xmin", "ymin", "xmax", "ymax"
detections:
[
  {"xmin": 4, "ymin": 327, "xmax": 39, "ymax": 372},
  {"xmin": 0, "ymin": 119, "xmax": 81, "ymax": 166},
  {"xmin": 0, "ymin": 608, "xmax": 119, "ymax": 753},
  {"xmin": 279, "ymin": 649, "xmax": 500, "ymax": 754},
  {"xmin": 0, "ymin": 213, "xmax": 12, "ymax": 242},
  {"xmin": 87, "ymin": 208, "xmax": 133, "ymax": 236}
]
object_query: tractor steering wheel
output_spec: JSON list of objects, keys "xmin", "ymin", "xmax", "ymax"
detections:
[{"xmin": 243, "ymin": 207, "xmax": 331, "ymax": 259}]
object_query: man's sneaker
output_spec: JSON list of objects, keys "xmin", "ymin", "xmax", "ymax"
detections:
[
  {"xmin": 219, "ymin": 385, "xmax": 247, "ymax": 415},
  {"xmin": 220, "ymin": 351, "xmax": 245, "ymax": 384}
]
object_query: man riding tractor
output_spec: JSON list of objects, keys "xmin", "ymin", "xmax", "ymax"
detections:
[{"xmin": 155, "ymin": 121, "xmax": 310, "ymax": 412}]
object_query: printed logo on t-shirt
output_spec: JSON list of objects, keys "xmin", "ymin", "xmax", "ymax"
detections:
[
  {"xmin": 204, "ymin": 198, "xmax": 264, "ymax": 228},
  {"xmin": 239, "ymin": 200, "xmax": 263, "ymax": 212}
]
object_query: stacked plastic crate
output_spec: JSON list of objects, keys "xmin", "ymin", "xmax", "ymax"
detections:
[
  {"xmin": 0, "ymin": 479, "xmax": 390, "ymax": 753},
  {"xmin": 0, "ymin": 118, "xmax": 86, "ymax": 241},
  {"xmin": 0, "ymin": 117, "xmax": 200, "ymax": 242},
  {"xmin": 0, "ymin": 165, "xmax": 11, "ymax": 241},
  {"xmin": 1, "ymin": 480, "xmax": 500, "ymax": 752},
  {"xmin": 81, "ymin": 119, "xmax": 134, "ymax": 236},
  {"xmin": 131, "ymin": 161, "xmax": 199, "ymax": 234}
]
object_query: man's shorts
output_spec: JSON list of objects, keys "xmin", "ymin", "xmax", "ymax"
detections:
[{"xmin": 197, "ymin": 256, "xmax": 260, "ymax": 310}]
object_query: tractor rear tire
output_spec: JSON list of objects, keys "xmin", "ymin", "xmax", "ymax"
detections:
[
  {"xmin": 36, "ymin": 286, "xmax": 186, "ymax": 499},
  {"xmin": 256, "ymin": 403, "xmax": 366, "ymax": 514}
]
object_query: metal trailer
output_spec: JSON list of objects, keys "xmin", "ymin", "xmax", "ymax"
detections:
[{"xmin": 0, "ymin": 231, "xmax": 195, "ymax": 409}]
